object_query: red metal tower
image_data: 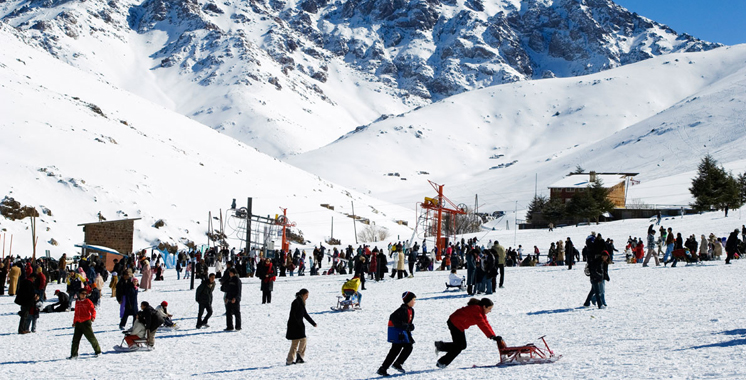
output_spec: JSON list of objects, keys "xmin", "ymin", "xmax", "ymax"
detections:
[{"xmin": 418, "ymin": 181, "xmax": 466, "ymax": 260}]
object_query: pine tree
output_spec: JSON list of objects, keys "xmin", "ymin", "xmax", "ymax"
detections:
[
  {"xmin": 738, "ymin": 173, "xmax": 746, "ymax": 204},
  {"xmin": 689, "ymin": 155, "xmax": 743, "ymax": 214},
  {"xmin": 526, "ymin": 195, "xmax": 548, "ymax": 223},
  {"xmin": 543, "ymin": 198, "xmax": 566, "ymax": 225},
  {"xmin": 566, "ymin": 191, "xmax": 596, "ymax": 224},
  {"xmin": 589, "ymin": 179, "xmax": 615, "ymax": 224}
]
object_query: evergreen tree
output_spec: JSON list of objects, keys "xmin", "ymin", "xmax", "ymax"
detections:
[
  {"xmin": 689, "ymin": 155, "xmax": 743, "ymax": 214},
  {"xmin": 589, "ymin": 179, "xmax": 615, "ymax": 224},
  {"xmin": 738, "ymin": 172, "xmax": 746, "ymax": 204},
  {"xmin": 526, "ymin": 195, "xmax": 548, "ymax": 223},
  {"xmin": 566, "ymin": 191, "xmax": 596, "ymax": 224},
  {"xmin": 543, "ymin": 198, "xmax": 566, "ymax": 225}
]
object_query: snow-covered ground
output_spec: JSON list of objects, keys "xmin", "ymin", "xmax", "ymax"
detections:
[{"xmin": 3, "ymin": 211, "xmax": 745, "ymax": 379}]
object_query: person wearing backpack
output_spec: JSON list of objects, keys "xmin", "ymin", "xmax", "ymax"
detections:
[{"xmin": 377, "ymin": 292, "xmax": 416, "ymax": 376}]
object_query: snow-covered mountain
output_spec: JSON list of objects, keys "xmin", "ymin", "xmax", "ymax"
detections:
[
  {"xmin": 289, "ymin": 44, "xmax": 746, "ymax": 213},
  {"xmin": 0, "ymin": 0, "xmax": 719, "ymax": 157},
  {"xmin": 0, "ymin": 23, "xmax": 414, "ymax": 257}
]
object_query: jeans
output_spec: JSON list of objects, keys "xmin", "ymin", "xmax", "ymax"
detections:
[
  {"xmin": 584, "ymin": 281, "xmax": 606, "ymax": 308},
  {"xmin": 481, "ymin": 276, "xmax": 492, "ymax": 294},
  {"xmin": 663, "ymin": 244, "xmax": 674, "ymax": 262},
  {"xmin": 176, "ymin": 269, "xmax": 181, "ymax": 280}
]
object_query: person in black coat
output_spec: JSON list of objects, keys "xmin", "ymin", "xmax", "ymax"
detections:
[
  {"xmin": 725, "ymin": 229, "xmax": 741, "ymax": 264},
  {"xmin": 116, "ymin": 270, "xmax": 139, "ymax": 329},
  {"xmin": 222, "ymin": 268, "xmax": 242, "ymax": 330},
  {"xmin": 139, "ymin": 301, "xmax": 164, "ymax": 347},
  {"xmin": 583, "ymin": 251, "xmax": 610, "ymax": 309},
  {"xmin": 377, "ymin": 292, "xmax": 416, "ymax": 376},
  {"xmin": 15, "ymin": 273, "xmax": 37, "ymax": 334},
  {"xmin": 566, "ymin": 237, "xmax": 575, "ymax": 270},
  {"xmin": 195, "ymin": 274, "xmax": 215, "ymax": 329},
  {"xmin": 286, "ymin": 289, "xmax": 317, "ymax": 365}
]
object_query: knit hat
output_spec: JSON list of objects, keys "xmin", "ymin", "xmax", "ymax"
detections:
[
  {"xmin": 402, "ymin": 291, "xmax": 416, "ymax": 304},
  {"xmin": 161, "ymin": 301, "xmax": 168, "ymax": 307}
]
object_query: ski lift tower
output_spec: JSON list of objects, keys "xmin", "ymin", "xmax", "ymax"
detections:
[
  {"xmin": 275, "ymin": 207, "xmax": 296, "ymax": 254},
  {"xmin": 418, "ymin": 181, "xmax": 466, "ymax": 260}
]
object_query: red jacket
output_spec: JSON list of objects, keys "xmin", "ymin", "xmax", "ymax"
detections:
[
  {"xmin": 73, "ymin": 298, "xmax": 96, "ymax": 324},
  {"xmin": 448, "ymin": 305, "xmax": 495, "ymax": 338}
]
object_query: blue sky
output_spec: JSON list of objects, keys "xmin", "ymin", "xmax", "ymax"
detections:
[{"xmin": 613, "ymin": 0, "xmax": 746, "ymax": 45}]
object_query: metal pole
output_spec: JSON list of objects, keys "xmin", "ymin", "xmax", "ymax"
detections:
[
  {"xmin": 351, "ymin": 201, "xmax": 358, "ymax": 244},
  {"xmin": 436, "ymin": 184, "xmax": 443, "ymax": 260},
  {"xmin": 246, "ymin": 198, "xmax": 253, "ymax": 253},
  {"xmin": 514, "ymin": 201, "xmax": 518, "ymax": 247}
]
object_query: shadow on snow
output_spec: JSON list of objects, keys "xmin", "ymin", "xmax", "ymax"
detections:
[{"xmin": 527, "ymin": 307, "xmax": 585, "ymax": 316}]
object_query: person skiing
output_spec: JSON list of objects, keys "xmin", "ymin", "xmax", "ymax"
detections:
[
  {"xmin": 69, "ymin": 287, "xmax": 101, "ymax": 359},
  {"xmin": 286, "ymin": 289, "xmax": 317, "ymax": 365},
  {"xmin": 434, "ymin": 298, "xmax": 502, "ymax": 368},
  {"xmin": 196, "ymin": 273, "xmax": 215, "ymax": 329},
  {"xmin": 377, "ymin": 292, "xmax": 417, "ymax": 376},
  {"xmin": 222, "ymin": 268, "xmax": 242, "ymax": 331}
]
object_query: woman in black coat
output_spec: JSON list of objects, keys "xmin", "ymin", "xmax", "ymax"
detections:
[
  {"xmin": 377, "ymin": 292, "xmax": 416, "ymax": 376},
  {"xmin": 286, "ymin": 289, "xmax": 317, "ymax": 365}
]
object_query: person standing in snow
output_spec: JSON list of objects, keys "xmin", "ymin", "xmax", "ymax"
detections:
[
  {"xmin": 256, "ymin": 258, "xmax": 276, "ymax": 304},
  {"xmin": 434, "ymin": 298, "xmax": 502, "ymax": 368},
  {"xmin": 69, "ymin": 287, "xmax": 101, "ymax": 359},
  {"xmin": 377, "ymin": 292, "xmax": 417, "ymax": 376},
  {"xmin": 139, "ymin": 257, "xmax": 152, "ymax": 292},
  {"xmin": 566, "ymin": 238, "xmax": 576, "ymax": 270},
  {"xmin": 116, "ymin": 270, "xmax": 139, "ymax": 329},
  {"xmin": 583, "ymin": 251, "xmax": 610, "ymax": 308},
  {"xmin": 285, "ymin": 289, "xmax": 317, "ymax": 365},
  {"xmin": 493, "ymin": 241, "xmax": 505, "ymax": 289},
  {"xmin": 15, "ymin": 272, "xmax": 36, "ymax": 334},
  {"xmin": 725, "ymin": 229, "xmax": 741, "ymax": 264},
  {"xmin": 222, "ymin": 268, "xmax": 242, "ymax": 331},
  {"xmin": 465, "ymin": 249, "xmax": 477, "ymax": 295},
  {"xmin": 195, "ymin": 273, "xmax": 215, "ymax": 329},
  {"xmin": 643, "ymin": 225, "xmax": 660, "ymax": 267}
]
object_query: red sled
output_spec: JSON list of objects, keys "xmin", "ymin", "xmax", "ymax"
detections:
[{"xmin": 497, "ymin": 336, "xmax": 561, "ymax": 366}]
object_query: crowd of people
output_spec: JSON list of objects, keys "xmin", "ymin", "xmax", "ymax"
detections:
[{"xmin": 2, "ymin": 222, "xmax": 745, "ymax": 372}]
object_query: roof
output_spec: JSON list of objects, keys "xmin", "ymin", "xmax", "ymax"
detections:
[
  {"xmin": 78, "ymin": 218, "xmax": 141, "ymax": 226},
  {"xmin": 549, "ymin": 174, "xmax": 629, "ymax": 189},
  {"xmin": 74, "ymin": 244, "xmax": 125, "ymax": 256}
]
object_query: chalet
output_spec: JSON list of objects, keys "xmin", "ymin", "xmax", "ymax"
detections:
[{"xmin": 548, "ymin": 171, "xmax": 638, "ymax": 208}]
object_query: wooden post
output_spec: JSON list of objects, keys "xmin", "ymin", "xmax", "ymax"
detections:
[
  {"xmin": 351, "ymin": 201, "xmax": 358, "ymax": 244},
  {"xmin": 8, "ymin": 234, "xmax": 12, "ymax": 257},
  {"xmin": 31, "ymin": 215, "xmax": 37, "ymax": 260}
]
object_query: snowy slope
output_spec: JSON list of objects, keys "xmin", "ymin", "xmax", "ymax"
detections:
[
  {"xmin": 2, "ymin": 212, "xmax": 746, "ymax": 379},
  {"xmin": 290, "ymin": 45, "xmax": 746, "ymax": 213},
  {"xmin": 0, "ymin": 0, "xmax": 719, "ymax": 157},
  {"xmin": 0, "ymin": 24, "xmax": 414, "ymax": 257}
]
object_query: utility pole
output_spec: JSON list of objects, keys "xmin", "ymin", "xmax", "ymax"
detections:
[
  {"xmin": 246, "ymin": 197, "xmax": 253, "ymax": 254},
  {"xmin": 30, "ymin": 215, "xmax": 37, "ymax": 260},
  {"xmin": 331, "ymin": 217, "xmax": 334, "ymax": 240},
  {"xmin": 351, "ymin": 201, "xmax": 358, "ymax": 244},
  {"xmin": 513, "ymin": 201, "xmax": 518, "ymax": 247}
]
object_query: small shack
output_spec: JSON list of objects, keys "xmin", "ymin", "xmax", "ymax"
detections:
[{"xmin": 78, "ymin": 218, "xmax": 140, "ymax": 271}]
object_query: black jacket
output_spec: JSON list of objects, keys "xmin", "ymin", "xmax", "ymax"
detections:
[
  {"xmin": 15, "ymin": 278, "xmax": 36, "ymax": 307},
  {"xmin": 389, "ymin": 304, "xmax": 415, "ymax": 343},
  {"xmin": 140, "ymin": 306, "xmax": 164, "ymax": 331},
  {"xmin": 588, "ymin": 257, "xmax": 609, "ymax": 283},
  {"xmin": 52, "ymin": 292, "xmax": 69, "ymax": 308},
  {"xmin": 726, "ymin": 231, "xmax": 740, "ymax": 253},
  {"xmin": 286, "ymin": 296, "xmax": 316, "ymax": 340},
  {"xmin": 196, "ymin": 280, "xmax": 215, "ymax": 305},
  {"xmin": 116, "ymin": 278, "xmax": 138, "ymax": 313},
  {"xmin": 222, "ymin": 275, "xmax": 242, "ymax": 302}
]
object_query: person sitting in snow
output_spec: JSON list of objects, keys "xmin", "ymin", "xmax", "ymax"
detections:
[
  {"xmin": 447, "ymin": 269, "xmax": 464, "ymax": 287},
  {"xmin": 155, "ymin": 301, "xmax": 175, "ymax": 327},
  {"xmin": 123, "ymin": 311, "xmax": 148, "ymax": 349},
  {"xmin": 46, "ymin": 289, "xmax": 70, "ymax": 312},
  {"xmin": 341, "ymin": 276, "xmax": 362, "ymax": 306}
]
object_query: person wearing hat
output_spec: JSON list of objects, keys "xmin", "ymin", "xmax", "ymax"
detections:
[
  {"xmin": 285, "ymin": 288, "xmax": 317, "ymax": 365},
  {"xmin": 49, "ymin": 289, "xmax": 70, "ymax": 312},
  {"xmin": 69, "ymin": 287, "xmax": 101, "ymax": 358},
  {"xmin": 377, "ymin": 292, "xmax": 417, "ymax": 376},
  {"xmin": 584, "ymin": 250, "xmax": 610, "ymax": 308},
  {"xmin": 156, "ymin": 301, "xmax": 175, "ymax": 327}
]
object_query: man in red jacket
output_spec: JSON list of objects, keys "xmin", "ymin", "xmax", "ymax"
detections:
[{"xmin": 69, "ymin": 288, "xmax": 101, "ymax": 359}]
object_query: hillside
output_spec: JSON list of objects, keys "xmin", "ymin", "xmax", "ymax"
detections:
[
  {"xmin": 289, "ymin": 44, "xmax": 746, "ymax": 214},
  {"xmin": 0, "ymin": 24, "xmax": 414, "ymax": 257},
  {"xmin": 0, "ymin": 0, "xmax": 719, "ymax": 157}
]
